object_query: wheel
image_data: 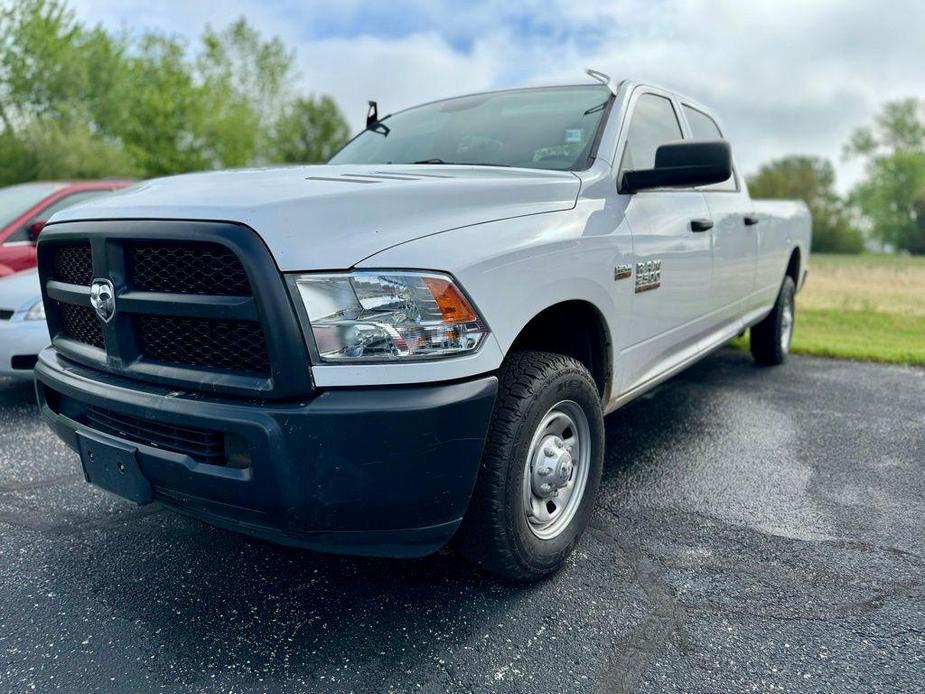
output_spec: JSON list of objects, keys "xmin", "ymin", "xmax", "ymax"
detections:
[
  {"xmin": 750, "ymin": 275, "xmax": 796, "ymax": 366},
  {"xmin": 454, "ymin": 351, "xmax": 604, "ymax": 581}
]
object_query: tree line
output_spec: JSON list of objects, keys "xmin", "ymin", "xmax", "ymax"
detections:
[
  {"xmin": 747, "ymin": 99, "xmax": 925, "ymax": 255},
  {"xmin": 3, "ymin": 0, "xmax": 924, "ymax": 254},
  {"xmin": 0, "ymin": 0, "xmax": 350, "ymax": 184}
]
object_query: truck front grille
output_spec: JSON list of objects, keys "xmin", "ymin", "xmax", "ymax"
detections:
[
  {"xmin": 36, "ymin": 221, "xmax": 312, "ymax": 399},
  {"xmin": 45, "ymin": 240, "xmax": 270, "ymax": 374}
]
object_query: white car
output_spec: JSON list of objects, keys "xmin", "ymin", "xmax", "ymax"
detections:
[
  {"xmin": 0, "ymin": 269, "xmax": 48, "ymax": 379},
  {"xmin": 33, "ymin": 73, "xmax": 810, "ymax": 580}
]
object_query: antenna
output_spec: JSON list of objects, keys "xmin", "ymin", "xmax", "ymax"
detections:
[
  {"xmin": 585, "ymin": 68, "xmax": 619, "ymax": 96},
  {"xmin": 366, "ymin": 101, "xmax": 379, "ymax": 128}
]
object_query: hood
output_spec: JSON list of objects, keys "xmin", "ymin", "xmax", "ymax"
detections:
[
  {"xmin": 0, "ymin": 269, "xmax": 40, "ymax": 313},
  {"xmin": 48, "ymin": 164, "xmax": 581, "ymax": 270}
]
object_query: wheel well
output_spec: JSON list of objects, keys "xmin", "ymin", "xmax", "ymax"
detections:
[
  {"xmin": 508, "ymin": 301, "xmax": 612, "ymax": 401},
  {"xmin": 786, "ymin": 247, "xmax": 801, "ymax": 284}
]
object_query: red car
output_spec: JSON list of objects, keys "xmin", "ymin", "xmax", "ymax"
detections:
[{"xmin": 0, "ymin": 181, "xmax": 133, "ymax": 276}]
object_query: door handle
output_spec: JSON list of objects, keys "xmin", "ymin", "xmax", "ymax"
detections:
[
  {"xmin": 744, "ymin": 215, "xmax": 760, "ymax": 226},
  {"xmin": 690, "ymin": 218, "xmax": 713, "ymax": 232}
]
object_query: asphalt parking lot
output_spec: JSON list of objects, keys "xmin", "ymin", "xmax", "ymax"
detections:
[{"xmin": 1, "ymin": 348, "xmax": 923, "ymax": 693}]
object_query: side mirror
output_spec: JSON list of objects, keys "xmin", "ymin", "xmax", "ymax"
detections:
[
  {"xmin": 621, "ymin": 140, "xmax": 732, "ymax": 193},
  {"xmin": 28, "ymin": 220, "xmax": 47, "ymax": 243}
]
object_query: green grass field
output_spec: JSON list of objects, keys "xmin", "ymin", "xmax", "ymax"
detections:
[{"xmin": 736, "ymin": 254, "xmax": 925, "ymax": 366}]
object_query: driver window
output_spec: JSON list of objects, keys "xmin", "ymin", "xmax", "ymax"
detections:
[{"xmin": 619, "ymin": 94, "xmax": 683, "ymax": 174}]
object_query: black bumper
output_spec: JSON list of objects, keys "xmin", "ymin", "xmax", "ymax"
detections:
[{"xmin": 35, "ymin": 349, "xmax": 498, "ymax": 557}]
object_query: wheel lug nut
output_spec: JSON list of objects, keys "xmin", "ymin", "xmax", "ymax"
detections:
[
  {"xmin": 543, "ymin": 446, "xmax": 556, "ymax": 457},
  {"xmin": 538, "ymin": 466, "xmax": 553, "ymax": 477}
]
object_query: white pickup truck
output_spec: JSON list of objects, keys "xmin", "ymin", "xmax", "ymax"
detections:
[{"xmin": 34, "ymin": 72, "xmax": 810, "ymax": 580}]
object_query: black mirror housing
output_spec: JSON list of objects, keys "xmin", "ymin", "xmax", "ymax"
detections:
[{"xmin": 621, "ymin": 140, "xmax": 732, "ymax": 193}]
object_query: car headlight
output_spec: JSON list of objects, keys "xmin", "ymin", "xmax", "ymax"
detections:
[
  {"xmin": 291, "ymin": 271, "xmax": 488, "ymax": 362},
  {"xmin": 25, "ymin": 299, "xmax": 45, "ymax": 321}
]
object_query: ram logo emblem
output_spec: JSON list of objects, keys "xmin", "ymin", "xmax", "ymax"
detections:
[{"xmin": 90, "ymin": 279, "xmax": 117, "ymax": 324}]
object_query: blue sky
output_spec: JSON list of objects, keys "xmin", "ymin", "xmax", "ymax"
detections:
[{"xmin": 70, "ymin": 0, "xmax": 925, "ymax": 189}]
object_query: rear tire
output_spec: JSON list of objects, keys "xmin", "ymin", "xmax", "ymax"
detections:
[
  {"xmin": 751, "ymin": 275, "xmax": 796, "ymax": 366},
  {"xmin": 454, "ymin": 351, "xmax": 604, "ymax": 582}
]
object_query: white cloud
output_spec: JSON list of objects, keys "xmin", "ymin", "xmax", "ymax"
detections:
[{"xmin": 69, "ymin": 0, "xmax": 925, "ymax": 191}]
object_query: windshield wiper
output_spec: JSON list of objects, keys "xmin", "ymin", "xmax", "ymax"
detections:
[{"xmin": 409, "ymin": 158, "xmax": 510, "ymax": 167}]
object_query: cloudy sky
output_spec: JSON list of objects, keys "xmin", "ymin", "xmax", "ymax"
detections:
[{"xmin": 71, "ymin": 0, "xmax": 925, "ymax": 191}]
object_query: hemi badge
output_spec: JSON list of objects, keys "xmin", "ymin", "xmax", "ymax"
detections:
[{"xmin": 614, "ymin": 264, "xmax": 632, "ymax": 281}]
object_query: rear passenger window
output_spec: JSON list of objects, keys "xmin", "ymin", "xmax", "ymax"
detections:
[
  {"xmin": 619, "ymin": 94, "xmax": 683, "ymax": 173},
  {"xmin": 682, "ymin": 105, "xmax": 737, "ymax": 191}
]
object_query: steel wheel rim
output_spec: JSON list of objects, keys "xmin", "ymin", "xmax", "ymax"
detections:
[
  {"xmin": 781, "ymin": 294, "xmax": 794, "ymax": 354},
  {"xmin": 522, "ymin": 400, "xmax": 591, "ymax": 540}
]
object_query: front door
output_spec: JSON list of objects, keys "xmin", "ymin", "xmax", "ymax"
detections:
[{"xmin": 616, "ymin": 90, "xmax": 715, "ymax": 393}]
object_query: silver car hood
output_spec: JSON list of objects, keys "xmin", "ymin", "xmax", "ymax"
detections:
[{"xmin": 49, "ymin": 165, "xmax": 582, "ymax": 270}]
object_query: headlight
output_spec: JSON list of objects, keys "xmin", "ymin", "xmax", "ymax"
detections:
[
  {"xmin": 25, "ymin": 299, "xmax": 45, "ymax": 321},
  {"xmin": 292, "ymin": 271, "xmax": 488, "ymax": 362}
]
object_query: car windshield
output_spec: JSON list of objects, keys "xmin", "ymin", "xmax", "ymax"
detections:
[
  {"xmin": 330, "ymin": 86, "xmax": 612, "ymax": 171},
  {"xmin": 0, "ymin": 183, "xmax": 63, "ymax": 229}
]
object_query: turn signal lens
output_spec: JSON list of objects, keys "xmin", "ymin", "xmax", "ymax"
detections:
[{"xmin": 422, "ymin": 276, "xmax": 478, "ymax": 324}]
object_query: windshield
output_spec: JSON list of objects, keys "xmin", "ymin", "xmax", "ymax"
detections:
[
  {"xmin": 330, "ymin": 86, "xmax": 612, "ymax": 171},
  {"xmin": 0, "ymin": 183, "xmax": 63, "ymax": 229}
]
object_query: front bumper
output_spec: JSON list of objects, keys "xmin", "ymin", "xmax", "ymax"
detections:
[
  {"xmin": 0, "ymin": 318, "xmax": 49, "ymax": 378},
  {"xmin": 35, "ymin": 348, "xmax": 498, "ymax": 557}
]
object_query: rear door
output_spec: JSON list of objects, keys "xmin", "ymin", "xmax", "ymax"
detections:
[
  {"xmin": 681, "ymin": 104, "xmax": 757, "ymax": 323},
  {"xmin": 616, "ymin": 89, "xmax": 715, "ymax": 392}
]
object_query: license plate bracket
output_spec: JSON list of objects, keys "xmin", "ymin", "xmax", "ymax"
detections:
[{"xmin": 77, "ymin": 431, "xmax": 154, "ymax": 505}]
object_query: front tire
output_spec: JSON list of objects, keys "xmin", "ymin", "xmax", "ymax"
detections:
[
  {"xmin": 751, "ymin": 275, "xmax": 796, "ymax": 366},
  {"xmin": 454, "ymin": 351, "xmax": 604, "ymax": 581}
]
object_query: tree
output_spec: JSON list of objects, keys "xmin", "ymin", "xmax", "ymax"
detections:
[
  {"xmin": 747, "ymin": 155, "xmax": 863, "ymax": 254},
  {"xmin": 271, "ymin": 96, "xmax": 350, "ymax": 164},
  {"xmin": 845, "ymin": 98, "xmax": 925, "ymax": 254},
  {"xmin": 0, "ymin": 121, "xmax": 137, "ymax": 186},
  {"xmin": 0, "ymin": 0, "xmax": 351, "ymax": 182}
]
